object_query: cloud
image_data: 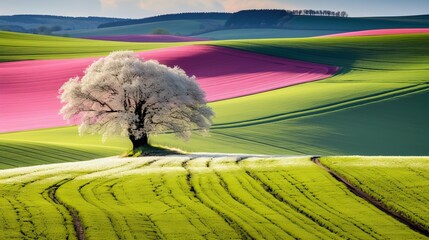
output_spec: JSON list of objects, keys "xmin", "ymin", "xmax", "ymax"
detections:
[
  {"xmin": 100, "ymin": 0, "xmax": 119, "ymax": 8},
  {"xmin": 99, "ymin": 0, "xmax": 293, "ymax": 17},
  {"xmin": 219, "ymin": 0, "xmax": 292, "ymax": 12},
  {"xmin": 100, "ymin": 0, "xmax": 135, "ymax": 9},
  {"xmin": 137, "ymin": 0, "xmax": 292, "ymax": 14},
  {"xmin": 138, "ymin": 0, "xmax": 223, "ymax": 14}
]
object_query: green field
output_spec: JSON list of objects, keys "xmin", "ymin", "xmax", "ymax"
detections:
[
  {"xmin": 0, "ymin": 31, "xmax": 184, "ymax": 61},
  {"xmin": 54, "ymin": 19, "xmax": 226, "ymax": 37},
  {"xmin": 193, "ymin": 28, "xmax": 342, "ymax": 40},
  {"xmin": 1, "ymin": 32, "xmax": 429, "ymax": 164},
  {"xmin": 0, "ymin": 127, "xmax": 129, "ymax": 169},
  {"xmin": 53, "ymin": 14, "xmax": 429, "ymax": 39},
  {"xmin": 0, "ymin": 156, "xmax": 426, "ymax": 239},
  {"xmin": 282, "ymin": 15, "xmax": 429, "ymax": 30},
  {"xmin": 1, "ymin": 19, "xmax": 429, "ymax": 240},
  {"xmin": 154, "ymin": 34, "xmax": 429, "ymax": 155},
  {"xmin": 321, "ymin": 156, "xmax": 429, "ymax": 232}
]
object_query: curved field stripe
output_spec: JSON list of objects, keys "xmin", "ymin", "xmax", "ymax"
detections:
[
  {"xmin": 0, "ymin": 197, "xmax": 21, "ymax": 239},
  {"xmin": 0, "ymin": 139, "xmax": 126, "ymax": 169},
  {"xmin": 57, "ymin": 159, "xmax": 157, "ymax": 239},
  {"xmin": 322, "ymin": 28, "xmax": 429, "ymax": 38},
  {"xmin": 208, "ymin": 157, "xmax": 338, "ymax": 239},
  {"xmin": 0, "ymin": 31, "xmax": 183, "ymax": 62},
  {"xmin": 0, "ymin": 174, "xmax": 77, "ymax": 239},
  {"xmin": 84, "ymin": 34, "xmax": 208, "ymax": 42},
  {"xmin": 0, "ymin": 45, "xmax": 337, "ymax": 133},
  {"xmin": 137, "ymin": 45, "xmax": 338, "ymax": 102},
  {"xmin": 193, "ymin": 28, "xmax": 343, "ymax": 40},
  {"xmin": 211, "ymin": 83, "xmax": 429, "ymax": 129},
  {"xmin": 239, "ymin": 157, "xmax": 425, "ymax": 239},
  {"xmin": 187, "ymin": 159, "xmax": 292, "ymax": 239},
  {"xmin": 0, "ymin": 156, "xmax": 424, "ymax": 239},
  {"xmin": 321, "ymin": 157, "xmax": 429, "ymax": 232}
]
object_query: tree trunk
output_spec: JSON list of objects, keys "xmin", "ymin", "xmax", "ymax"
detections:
[{"xmin": 129, "ymin": 134, "xmax": 149, "ymax": 150}]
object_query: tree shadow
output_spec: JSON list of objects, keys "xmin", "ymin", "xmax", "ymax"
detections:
[{"xmin": 123, "ymin": 144, "xmax": 185, "ymax": 157}]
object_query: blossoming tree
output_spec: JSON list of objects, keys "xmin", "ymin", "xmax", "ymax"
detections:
[{"xmin": 59, "ymin": 51, "xmax": 214, "ymax": 151}]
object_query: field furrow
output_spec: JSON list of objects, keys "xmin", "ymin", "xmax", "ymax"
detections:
[
  {"xmin": 0, "ymin": 176, "xmax": 77, "ymax": 239},
  {"xmin": 211, "ymin": 157, "xmax": 337, "ymax": 239},
  {"xmin": 240, "ymin": 157, "xmax": 425, "ymax": 239},
  {"xmin": 0, "ymin": 197, "xmax": 21, "ymax": 239},
  {"xmin": 188, "ymin": 161, "xmax": 280, "ymax": 238},
  {"xmin": 0, "ymin": 156, "xmax": 426, "ymax": 239},
  {"xmin": 321, "ymin": 156, "xmax": 429, "ymax": 232}
]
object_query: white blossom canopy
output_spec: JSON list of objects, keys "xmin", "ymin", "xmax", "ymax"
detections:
[{"xmin": 59, "ymin": 51, "xmax": 214, "ymax": 144}]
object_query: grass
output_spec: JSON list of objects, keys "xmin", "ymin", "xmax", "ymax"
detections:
[
  {"xmin": 54, "ymin": 19, "xmax": 226, "ymax": 37},
  {"xmin": 0, "ymin": 156, "xmax": 425, "ymax": 239},
  {"xmin": 320, "ymin": 156, "xmax": 429, "ymax": 232},
  {"xmin": 152, "ymin": 34, "xmax": 429, "ymax": 155},
  {"xmin": 213, "ymin": 33, "xmax": 429, "ymax": 70},
  {"xmin": 2, "ymin": 33, "xmax": 429, "ymax": 160},
  {"xmin": 0, "ymin": 31, "xmax": 185, "ymax": 61},
  {"xmin": 0, "ymin": 127, "xmax": 129, "ymax": 169},
  {"xmin": 1, "ymin": 19, "xmax": 428, "ymax": 240}
]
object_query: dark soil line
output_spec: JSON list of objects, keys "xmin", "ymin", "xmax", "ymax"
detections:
[
  {"xmin": 182, "ymin": 157, "xmax": 255, "ymax": 240},
  {"xmin": 241, "ymin": 168, "xmax": 341, "ymax": 238},
  {"xmin": 47, "ymin": 179, "xmax": 86, "ymax": 240},
  {"xmin": 311, "ymin": 156, "xmax": 429, "ymax": 237}
]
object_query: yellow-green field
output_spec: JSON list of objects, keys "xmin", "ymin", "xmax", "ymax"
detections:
[
  {"xmin": 0, "ymin": 156, "xmax": 427, "ymax": 239},
  {"xmin": 1, "ymin": 28, "xmax": 429, "ymax": 239},
  {"xmin": 321, "ymin": 156, "xmax": 429, "ymax": 232}
]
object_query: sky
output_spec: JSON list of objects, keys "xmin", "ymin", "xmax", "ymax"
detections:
[{"xmin": 0, "ymin": 0, "xmax": 429, "ymax": 18}]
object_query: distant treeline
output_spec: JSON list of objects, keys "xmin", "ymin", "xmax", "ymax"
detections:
[
  {"xmin": 290, "ymin": 9, "xmax": 349, "ymax": 17},
  {"xmin": 98, "ymin": 12, "xmax": 231, "ymax": 28},
  {"xmin": 225, "ymin": 9, "xmax": 348, "ymax": 28}
]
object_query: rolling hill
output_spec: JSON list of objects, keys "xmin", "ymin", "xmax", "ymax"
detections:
[
  {"xmin": 54, "ymin": 19, "xmax": 226, "ymax": 37},
  {"xmin": 0, "ymin": 14, "xmax": 127, "ymax": 33},
  {"xmin": 0, "ymin": 18, "xmax": 429, "ymax": 239},
  {"xmin": 282, "ymin": 14, "xmax": 429, "ymax": 31},
  {"xmin": 322, "ymin": 28, "xmax": 429, "ymax": 37},
  {"xmin": 321, "ymin": 156, "xmax": 429, "ymax": 231},
  {"xmin": 1, "ymin": 32, "xmax": 429, "ymax": 164},
  {"xmin": 97, "ymin": 12, "xmax": 230, "ymax": 28},
  {"xmin": 0, "ymin": 31, "xmax": 184, "ymax": 61},
  {"xmin": 193, "ymin": 28, "xmax": 343, "ymax": 40},
  {"xmin": 51, "ymin": 13, "xmax": 429, "ymax": 40},
  {"xmin": 155, "ymin": 33, "xmax": 429, "ymax": 155},
  {"xmin": 1, "ymin": 10, "xmax": 429, "ymax": 240},
  {"xmin": 0, "ymin": 41, "xmax": 337, "ymax": 132},
  {"xmin": 0, "ymin": 156, "xmax": 426, "ymax": 239},
  {"xmin": 0, "ymin": 127, "xmax": 129, "ymax": 169},
  {"xmin": 83, "ymin": 34, "xmax": 208, "ymax": 42}
]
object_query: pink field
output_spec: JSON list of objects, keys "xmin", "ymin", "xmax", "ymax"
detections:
[
  {"xmin": 323, "ymin": 28, "xmax": 429, "ymax": 37},
  {"xmin": 85, "ymin": 34, "xmax": 207, "ymax": 42},
  {"xmin": 0, "ymin": 45, "xmax": 338, "ymax": 132}
]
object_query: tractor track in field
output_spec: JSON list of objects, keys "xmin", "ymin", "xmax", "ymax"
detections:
[
  {"xmin": 47, "ymin": 179, "xmax": 86, "ymax": 240},
  {"xmin": 311, "ymin": 156, "xmax": 429, "ymax": 237},
  {"xmin": 212, "ymin": 83, "xmax": 429, "ymax": 129},
  {"xmin": 182, "ymin": 157, "xmax": 254, "ymax": 240}
]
